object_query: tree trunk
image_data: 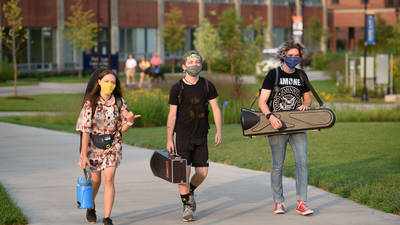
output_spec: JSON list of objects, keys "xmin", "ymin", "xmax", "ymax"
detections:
[
  {"xmin": 207, "ymin": 59, "xmax": 211, "ymax": 74},
  {"xmin": 172, "ymin": 57, "xmax": 175, "ymax": 74},
  {"xmin": 230, "ymin": 59, "xmax": 234, "ymax": 75},
  {"xmin": 12, "ymin": 27, "xmax": 17, "ymax": 97}
]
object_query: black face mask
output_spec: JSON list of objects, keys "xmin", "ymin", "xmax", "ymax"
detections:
[{"xmin": 186, "ymin": 65, "xmax": 202, "ymax": 77}]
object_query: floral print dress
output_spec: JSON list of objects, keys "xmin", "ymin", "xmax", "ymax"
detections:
[{"xmin": 76, "ymin": 96, "xmax": 130, "ymax": 171}]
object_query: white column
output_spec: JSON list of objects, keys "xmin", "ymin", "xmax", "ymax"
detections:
[
  {"xmin": 157, "ymin": 0, "xmax": 165, "ymax": 63},
  {"xmin": 111, "ymin": 0, "xmax": 119, "ymax": 54},
  {"xmin": 295, "ymin": 0, "xmax": 301, "ymax": 16},
  {"xmin": 265, "ymin": 0, "xmax": 273, "ymax": 49},
  {"xmin": 199, "ymin": 0, "xmax": 204, "ymax": 26},
  {"xmin": 320, "ymin": 0, "xmax": 328, "ymax": 53},
  {"xmin": 234, "ymin": 0, "xmax": 241, "ymax": 18},
  {"xmin": 56, "ymin": 0, "xmax": 64, "ymax": 72}
]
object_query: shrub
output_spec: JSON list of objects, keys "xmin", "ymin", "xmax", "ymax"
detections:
[
  {"xmin": 312, "ymin": 52, "xmax": 344, "ymax": 71},
  {"xmin": 123, "ymin": 88, "xmax": 170, "ymax": 127},
  {"xmin": 211, "ymin": 59, "xmax": 231, "ymax": 73},
  {"xmin": 0, "ymin": 59, "xmax": 14, "ymax": 82}
]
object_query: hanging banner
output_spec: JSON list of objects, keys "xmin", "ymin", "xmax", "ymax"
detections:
[
  {"xmin": 366, "ymin": 11, "xmax": 375, "ymax": 45},
  {"xmin": 292, "ymin": 16, "xmax": 303, "ymax": 39}
]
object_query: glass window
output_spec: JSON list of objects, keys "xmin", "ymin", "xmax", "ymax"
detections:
[
  {"xmin": 119, "ymin": 29, "xmax": 125, "ymax": 58},
  {"xmin": 43, "ymin": 27, "xmax": 55, "ymax": 63},
  {"xmin": 64, "ymin": 35, "xmax": 74, "ymax": 64},
  {"xmin": 305, "ymin": 0, "xmax": 322, "ymax": 6},
  {"xmin": 204, "ymin": 0, "xmax": 234, "ymax": 3},
  {"xmin": 63, "ymin": 27, "xmax": 82, "ymax": 68},
  {"xmin": 30, "ymin": 28, "xmax": 42, "ymax": 63},
  {"xmin": 119, "ymin": 28, "xmax": 158, "ymax": 61},
  {"xmin": 146, "ymin": 28, "xmax": 157, "ymax": 58},
  {"xmin": 241, "ymin": 0, "xmax": 266, "ymax": 5},
  {"xmin": 272, "ymin": 27, "xmax": 291, "ymax": 47},
  {"xmin": 331, "ymin": 0, "xmax": 339, "ymax": 4},
  {"xmin": 273, "ymin": 0, "xmax": 292, "ymax": 6},
  {"xmin": 135, "ymin": 28, "xmax": 146, "ymax": 57}
]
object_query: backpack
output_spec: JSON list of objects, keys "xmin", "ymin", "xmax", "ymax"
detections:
[{"xmin": 177, "ymin": 76, "xmax": 209, "ymax": 106}]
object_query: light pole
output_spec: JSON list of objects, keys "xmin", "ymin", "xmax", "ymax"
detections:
[{"xmin": 361, "ymin": 0, "xmax": 368, "ymax": 102}]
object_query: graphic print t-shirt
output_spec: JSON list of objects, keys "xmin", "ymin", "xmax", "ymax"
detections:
[
  {"xmin": 261, "ymin": 67, "xmax": 310, "ymax": 112},
  {"xmin": 169, "ymin": 77, "xmax": 218, "ymax": 137}
]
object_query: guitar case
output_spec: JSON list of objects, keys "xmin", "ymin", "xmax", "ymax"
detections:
[
  {"xmin": 150, "ymin": 150, "xmax": 187, "ymax": 184},
  {"xmin": 241, "ymin": 108, "xmax": 335, "ymax": 137}
]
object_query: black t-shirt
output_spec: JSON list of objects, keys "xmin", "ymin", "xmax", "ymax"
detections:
[
  {"xmin": 261, "ymin": 67, "xmax": 310, "ymax": 112},
  {"xmin": 169, "ymin": 77, "xmax": 218, "ymax": 137}
]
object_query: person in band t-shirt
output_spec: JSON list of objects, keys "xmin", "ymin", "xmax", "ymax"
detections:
[
  {"xmin": 166, "ymin": 50, "xmax": 222, "ymax": 222},
  {"xmin": 258, "ymin": 41, "xmax": 314, "ymax": 216}
]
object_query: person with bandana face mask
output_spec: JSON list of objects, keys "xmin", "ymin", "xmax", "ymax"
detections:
[
  {"xmin": 76, "ymin": 69, "xmax": 141, "ymax": 225},
  {"xmin": 258, "ymin": 41, "xmax": 314, "ymax": 216},
  {"xmin": 166, "ymin": 51, "xmax": 223, "ymax": 222}
]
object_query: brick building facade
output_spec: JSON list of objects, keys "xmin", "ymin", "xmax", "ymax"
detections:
[
  {"xmin": 328, "ymin": 0, "xmax": 399, "ymax": 51},
  {"xmin": 0, "ymin": 0, "xmax": 324, "ymax": 72}
]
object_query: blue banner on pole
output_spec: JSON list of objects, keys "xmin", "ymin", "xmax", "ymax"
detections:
[{"xmin": 366, "ymin": 13, "xmax": 375, "ymax": 45}]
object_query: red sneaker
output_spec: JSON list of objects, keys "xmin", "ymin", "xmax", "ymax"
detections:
[
  {"xmin": 273, "ymin": 202, "xmax": 285, "ymax": 214},
  {"xmin": 296, "ymin": 200, "xmax": 314, "ymax": 216}
]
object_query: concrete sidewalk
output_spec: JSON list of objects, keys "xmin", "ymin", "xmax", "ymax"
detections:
[
  {"xmin": 0, "ymin": 82, "xmax": 86, "ymax": 96},
  {"xmin": 0, "ymin": 122, "xmax": 398, "ymax": 225}
]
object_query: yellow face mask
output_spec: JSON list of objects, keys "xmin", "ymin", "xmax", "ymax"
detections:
[{"xmin": 99, "ymin": 82, "xmax": 116, "ymax": 95}]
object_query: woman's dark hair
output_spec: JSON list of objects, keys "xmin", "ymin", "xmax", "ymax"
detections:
[
  {"xmin": 276, "ymin": 40, "xmax": 305, "ymax": 63},
  {"xmin": 82, "ymin": 69, "xmax": 122, "ymax": 114}
]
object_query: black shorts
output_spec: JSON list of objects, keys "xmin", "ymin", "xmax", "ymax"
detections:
[{"xmin": 174, "ymin": 133, "xmax": 209, "ymax": 167}]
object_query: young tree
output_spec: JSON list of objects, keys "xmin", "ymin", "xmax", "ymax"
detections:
[
  {"xmin": 246, "ymin": 16, "xmax": 265, "ymax": 59},
  {"xmin": 218, "ymin": 8, "xmax": 243, "ymax": 77},
  {"xmin": 242, "ymin": 16, "xmax": 265, "ymax": 75},
  {"xmin": 163, "ymin": 7, "xmax": 186, "ymax": 73},
  {"xmin": 373, "ymin": 15, "xmax": 393, "ymax": 54},
  {"xmin": 0, "ymin": 0, "xmax": 27, "ymax": 98},
  {"xmin": 194, "ymin": 17, "xmax": 221, "ymax": 74},
  {"xmin": 64, "ymin": 0, "xmax": 98, "ymax": 81},
  {"xmin": 304, "ymin": 16, "xmax": 328, "ymax": 51}
]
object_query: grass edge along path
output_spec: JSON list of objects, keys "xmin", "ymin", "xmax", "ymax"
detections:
[
  {"xmin": 0, "ymin": 118, "xmax": 399, "ymax": 215},
  {"xmin": 0, "ymin": 183, "xmax": 28, "ymax": 225}
]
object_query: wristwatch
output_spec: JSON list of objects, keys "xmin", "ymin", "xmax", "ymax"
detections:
[{"xmin": 266, "ymin": 113, "xmax": 273, "ymax": 120}]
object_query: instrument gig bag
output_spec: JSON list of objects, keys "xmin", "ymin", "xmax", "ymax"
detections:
[{"xmin": 241, "ymin": 68, "xmax": 336, "ymax": 137}]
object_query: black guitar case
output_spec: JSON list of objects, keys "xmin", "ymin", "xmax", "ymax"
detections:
[
  {"xmin": 150, "ymin": 150, "xmax": 187, "ymax": 184},
  {"xmin": 241, "ymin": 108, "xmax": 336, "ymax": 137}
]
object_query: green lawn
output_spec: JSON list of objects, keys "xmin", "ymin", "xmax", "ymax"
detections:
[
  {"xmin": 0, "ymin": 94, "xmax": 83, "ymax": 112},
  {"xmin": 0, "ymin": 116, "xmax": 399, "ymax": 215},
  {"xmin": 0, "ymin": 183, "xmax": 28, "ymax": 225},
  {"xmin": 0, "ymin": 81, "xmax": 39, "ymax": 87}
]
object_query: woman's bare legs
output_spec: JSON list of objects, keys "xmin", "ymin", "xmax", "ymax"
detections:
[{"xmin": 103, "ymin": 166, "xmax": 116, "ymax": 218}]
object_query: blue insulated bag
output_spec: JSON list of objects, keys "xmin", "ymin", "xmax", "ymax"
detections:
[{"xmin": 76, "ymin": 168, "xmax": 93, "ymax": 209}]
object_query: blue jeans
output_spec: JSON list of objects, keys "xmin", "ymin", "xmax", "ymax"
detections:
[{"xmin": 267, "ymin": 132, "xmax": 308, "ymax": 202}]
